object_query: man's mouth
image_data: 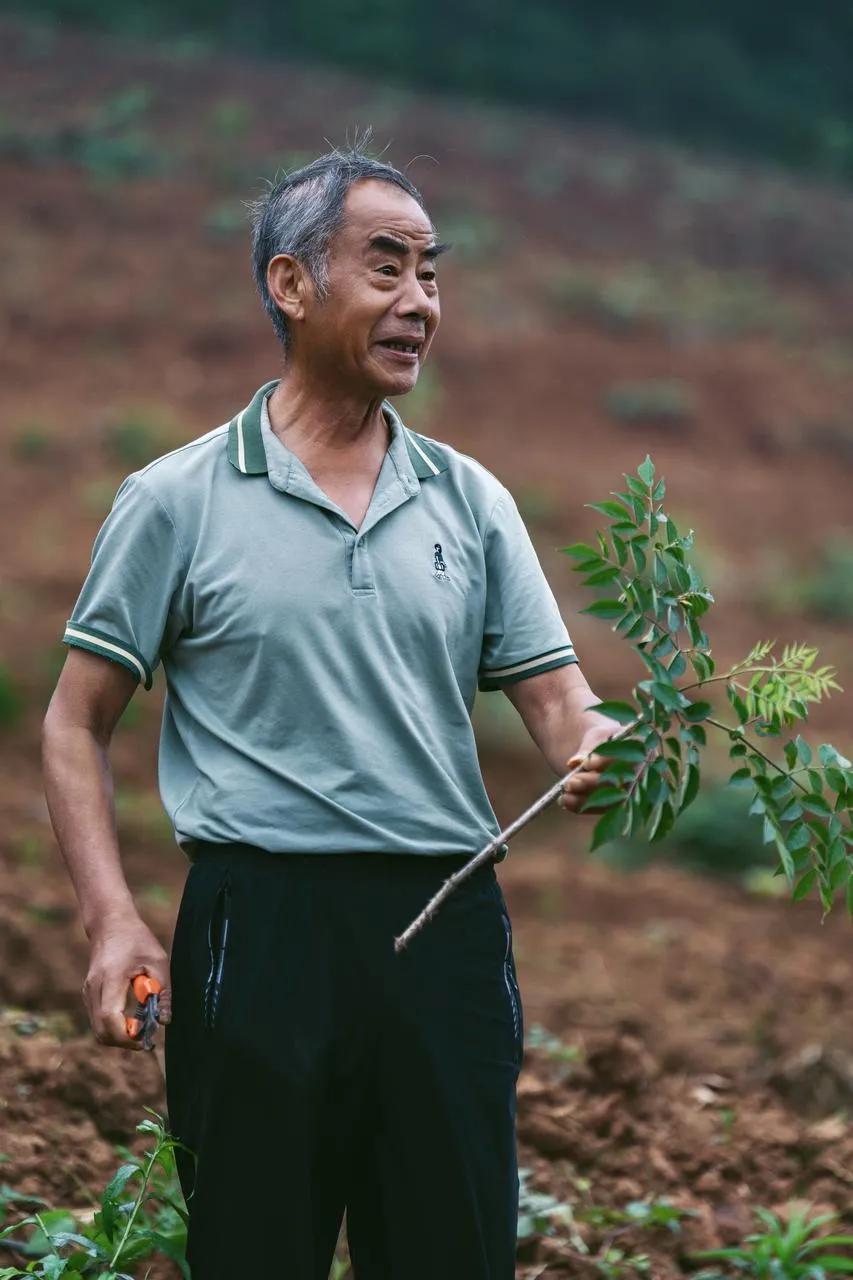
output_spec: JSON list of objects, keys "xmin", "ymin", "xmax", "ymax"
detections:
[{"xmin": 377, "ymin": 340, "xmax": 420, "ymax": 362}]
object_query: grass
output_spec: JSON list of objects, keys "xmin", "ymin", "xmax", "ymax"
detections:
[
  {"xmin": 0, "ymin": 1110, "xmax": 190, "ymax": 1278},
  {"xmin": 688, "ymin": 1202, "xmax": 853, "ymax": 1277},
  {"xmin": 10, "ymin": 424, "xmax": 54, "ymax": 462},
  {"xmin": 760, "ymin": 534, "xmax": 853, "ymax": 621},
  {"xmin": 0, "ymin": 665, "xmax": 23, "ymax": 729},
  {"xmin": 1, "ymin": 1106, "xmax": 848, "ymax": 1278},
  {"xmin": 542, "ymin": 258, "xmax": 811, "ymax": 344},
  {"xmin": 103, "ymin": 406, "xmax": 184, "ymax": 467},
  {"xmin": 604, "ymin": 379, "xmax": 696, "ymax": 428},
  {"xmin": 0, "ymin": 84, "xmax": 172, "ymax": 185},
  {"xmin": 114, "ymin": 787, "xmax": 174, "ymax": 842}
]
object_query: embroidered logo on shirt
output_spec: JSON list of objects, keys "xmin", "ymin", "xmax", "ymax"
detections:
[{"xmin": 433, "ymin": 542, "xmax": 450, "ymax": 581}]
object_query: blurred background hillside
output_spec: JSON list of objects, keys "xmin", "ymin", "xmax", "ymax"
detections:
[{"xmin": 1, "ymin": 9, "xmax": 853, "ymax": 1273}]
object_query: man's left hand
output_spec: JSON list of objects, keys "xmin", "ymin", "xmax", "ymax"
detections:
[{"xmin": 557, "ymin": 722, "xmax": 628, "ymax": 816}]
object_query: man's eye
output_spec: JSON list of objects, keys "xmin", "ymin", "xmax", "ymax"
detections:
[
  {"xmin": 377, "ymin": 265, "xmax": 397, "ymax": 275},
  {"xmin": 421, "ymin": 271, "xmax": 437, "ymax": 282}
]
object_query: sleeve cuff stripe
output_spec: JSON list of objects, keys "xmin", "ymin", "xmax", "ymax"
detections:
[
  {"xmin": 480, "ymin": 644, "xmax": 576, "ymax": 681},
  {"xmin": 63, "ymin": 626, "xmax": 152, "ymax": 689}
]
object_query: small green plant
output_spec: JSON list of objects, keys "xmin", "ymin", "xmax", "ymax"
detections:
[
  {"xmin": 580, "ymin": 1197, "xmax": 691, "ymax": 1234},
  {"xmin": 515, "ymin": 485, "xmax": 560, "ymax": 526},
  {"xmin": 762, "ymin": 534, "xmax": 853, "ymax": 621},
  {"xmin": 688, "ymin": 1202, "xmax": 853, "ymax": 1277},
  {"xmin": 0, "ymin": 1109, "xmax": 192, "ymax": 1278},
  {"xmin": 0, "ymin": 85, "xmax": 169, "ymax": 185},
  {"xmin": 203, "ymin": 199, "xmax": 247, "ymax": 237},
  {"xmin": 430, "ymin": 204, "xmax": 504, "ymax": 262},
  {"xmin": 543, "ymin": 260, "xmax": 807, "ymax": 343},
  {"xmin": 208, "ymin": 97, "xmax": 253, "ymax": 140},
  {"xmin": 101, "ymin": 405, "xmax": 183, "ymax": 469},
  {"xmin": 605, "ymin": 380, "xmax": 696, "ymax": 428},
  {"xmin": 516, "ymin": 1168, "xmax": 576, "ymax": 1242},
  {"xmin": 524, "ymin": 1023, "xmax": 583, "ymax": 1078},
  {"xmin": 0, "ymin": 664, "xmax": 23, "ymax": 728},
  {"xmin": 11, "ymin": 425, "xmax": 52, "ymax": 461}
]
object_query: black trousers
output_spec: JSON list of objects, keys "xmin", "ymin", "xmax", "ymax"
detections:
[{"xmin": 164, "ymin": 843, "xmax": 524, "ymax": 1279}]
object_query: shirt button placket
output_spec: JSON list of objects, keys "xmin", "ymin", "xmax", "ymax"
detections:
[{"xmin": 352, "ymin": 535, "xmax": 372, "ymax": 591}]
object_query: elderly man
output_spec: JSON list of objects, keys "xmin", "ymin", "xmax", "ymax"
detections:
[{"xmin": 42, "ymin": 136, "xmax": 620, "ymax": 1279}]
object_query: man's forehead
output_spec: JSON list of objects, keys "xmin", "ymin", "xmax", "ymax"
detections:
[{"xmin": 341, "ymin": 182, "xmax": 433, "ymax": 243}]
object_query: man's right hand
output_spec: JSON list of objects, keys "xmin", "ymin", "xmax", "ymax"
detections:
[{"xmin": 83, "ymin": 911, "xmax": 173, "ymax": 1051}]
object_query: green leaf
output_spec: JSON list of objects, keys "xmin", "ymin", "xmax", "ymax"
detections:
[
  {"xmin": 587, "ymin": 500, "xmax": 631, "ymax": 520},
  {"xmin": 590, "ymin": 803, "xmax": 629, "ymax": 851},
  {"xmin": 581, "ymin": 566, "xmax": 623, "ymax": 588},
  {"xmin": 649, "ymin": 799, "xmax": 675, "ymax": 842},
  {"xmin": 579, "ymin": 599, "xmax": 626, "ymax": 620},
  {"xmin": 597, "ymin": 739, "xmax": 647, "ymax": 762},
  {"xmin": 559, "ymin": 542, "xmax": 600, "ymax": 561},
  {"xmin": 652, "ymin": 477, "xmax": 665, "ymax": 500},
  {"xmin": 830, "ymin": 859, "xmax": 849, "ymax": 891},
  {"xmin": 793, "ymin": 868, "xmax": 816, "ymax": 901},
  {"xmin": 783, "ymin": 740, "xmax": 798, "ymax": 769},
  {"xmin": 678, "ymin": 763, "xmax": 700, "ymax": 815},
  {"xmin": 802, "ymin": 794, "xmax": 832, "ymax": 817},
  {"xmin": 579, "ymin": 787, "xmax": 629, "ymax": 813},
  {"xmin": 787, "ymin": 822, "xmax": 810, "ymax": 851},
  {"xmin": 774, "ymin": 831, "xmax": 795, "ymax": 882},
  {"xmin": 827, "ymin": 767, "xmax": 848, "ymax": 794},
  {"xmin": 729, "ymin": 767, "xmax": 752, "ymax": 786},
  {"xmin": 795, "ymin": 734, "xmax": 813, "ymax": 765},
  {"xmin": 637, "ymin": 455, "xmax": 655, "ymax": 486},
  {"xmin": 682, "ymin": 700, "xmax": 712, "ymax": 723},
  {"xmin": 591, "ymin": 701, "xmax": 642, "ymax": 725},
  {"xmin": 650, "ymin": 681, "xmax": 683, "ymax": 712},
  {"xmin": 625, "ymin": 615, "xmax": 648, "ymax": 640},
  {"xmin": 630, "ymin": 542, "xmax": 647, "ymax": 574},
  {"xmin": 100, "ymin": 1162, "xmax": 139, "ymax": 1238}
]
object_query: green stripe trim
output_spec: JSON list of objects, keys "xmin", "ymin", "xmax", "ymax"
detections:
[
  {"xmin": 478, "ymin": 646, "xmax": 578, "ymax": 692},
  {"xmin": 225, "ymin": 381, "xmax": 448, "ymax": 481},
  {"xmin": 401, "ymin": 425, "xmax": 448, "ymax": 478},
  {"xmin": 62, "ymin": 622, "xmax": 153, "ymax": 690},
  {"xmin": 226, "ymin": 379, "xmax": 278, "ymax": 475}
]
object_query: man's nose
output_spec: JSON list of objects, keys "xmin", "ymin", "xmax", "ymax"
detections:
[{"xmin": 397, "ymin": 275, "xmax": 433, "ymax": 318}]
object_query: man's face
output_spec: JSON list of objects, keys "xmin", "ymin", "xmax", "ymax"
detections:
[{"xmin": 298, "ymin": 179, "xmax": 443, "ymax": 398}]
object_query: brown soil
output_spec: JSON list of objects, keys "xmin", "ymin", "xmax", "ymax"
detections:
[{"xmin": 1, "ymin": 16, "xmax": 853, "ymax": 1278}]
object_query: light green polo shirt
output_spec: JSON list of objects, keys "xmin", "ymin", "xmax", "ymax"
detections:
[{"xmin": 62, "ymin": 379, "xmax": 578, "ymax": 860}]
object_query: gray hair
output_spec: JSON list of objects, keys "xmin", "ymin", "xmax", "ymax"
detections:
[{"xmin": 246, "ymin": 128, "xmax": 435, "ymax": 355}]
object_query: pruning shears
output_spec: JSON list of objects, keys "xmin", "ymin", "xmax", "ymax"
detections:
[{"xmin": 125, "ymin": 974, "xmax": 162, "ymax": 1051}]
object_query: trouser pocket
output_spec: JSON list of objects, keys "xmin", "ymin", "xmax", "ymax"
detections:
[
  {"xmin": 202, "ymin": 867, "xmax": 232, "ymax": 1032},
  {"xmin": 500, "ymin": 910, "xmax": 523, "ymax": 1061}
]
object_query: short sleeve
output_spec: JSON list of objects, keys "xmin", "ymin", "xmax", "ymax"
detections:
[
  {"xmin": 62, "ymin": 474, "xmax": 186, "ymax": 690},
  {"xmin": 477, "ymin": 487, "xmax": 578, "ymax": 692}
]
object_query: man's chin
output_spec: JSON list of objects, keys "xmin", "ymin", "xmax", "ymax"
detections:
[{"xmin": 367, "ymin": 355, "xmax": 419, "ymax": 396}]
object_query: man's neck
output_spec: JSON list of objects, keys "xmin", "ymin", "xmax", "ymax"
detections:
[{"xmin": 267, "ymin": 368, "xmax": 389, "ymax": 459}]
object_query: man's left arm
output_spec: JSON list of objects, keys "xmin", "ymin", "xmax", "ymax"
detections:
[{"xmin": 502, "ymin": 661, "xmax": 626, "ymax": 814}]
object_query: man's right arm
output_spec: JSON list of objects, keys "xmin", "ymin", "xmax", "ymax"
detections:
[{"xmin": 41, "ymin": 648, "xmax": 172, "ymax": 1050}]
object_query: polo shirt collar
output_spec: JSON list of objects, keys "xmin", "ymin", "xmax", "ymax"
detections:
[{"xmin": 226, "ymin": 379, "xmax": 447, "ymax": 481}]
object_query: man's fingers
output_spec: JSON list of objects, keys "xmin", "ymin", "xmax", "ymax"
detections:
[
  {"xmin": 568, "ymin": 751, "xmax": 611, "ymax": 773},
  {"xmin": 97, "ymin": 971, "xmax": 143, "ymax": 1051}
]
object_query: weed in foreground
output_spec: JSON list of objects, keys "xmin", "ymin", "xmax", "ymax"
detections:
[
  {"xmin": 688, "ymin": 1202, "xmax": 853, "ymax": 1277},
  {"xmin": 0, "ymin": 1109, "xmax": 192, "ymax": 1279}
]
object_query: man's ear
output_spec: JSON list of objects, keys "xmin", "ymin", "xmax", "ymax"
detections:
[{"xmin": 267, "ymin": 253, "xmax": 311, "ymax": 324}]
